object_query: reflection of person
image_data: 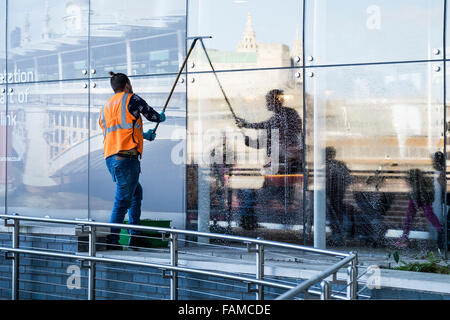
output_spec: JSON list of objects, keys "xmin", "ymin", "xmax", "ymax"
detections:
[
  {"xmin": 100, "ymin": 72, "xmax": 165, "ymax": 250},
  {"xmin": 431, "ymin": 151, "xmax": 446, "ymax": 247},
  {"xmin": 234, "ymin": 89, "xmax": 303, "ymax": 230},
  {"xmin": 236, "ymin": 89, "xmax": 303, "ymax": 174},
  {"xmin": 237, "ymin": 189, "xmax": 258, "ymax": 230},
  {"xmin": 395, "ymin": 168, "xmax": 443, "ymax": 248},
  {"xmin": 325, "ymin": 146, "xmax": 353, "ymax": 245},
  {"xmin": 353, "ymin": 172, "xmax": 394, "ymax": 247}
]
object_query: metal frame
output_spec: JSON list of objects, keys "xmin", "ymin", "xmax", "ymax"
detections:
[
  {"xmin": 443, "ymin": 0, "xmax": 449, "ymax": 260},
  {"xmin": 0, "ymin": 214, "xmax": 357, "ymax": 300}
]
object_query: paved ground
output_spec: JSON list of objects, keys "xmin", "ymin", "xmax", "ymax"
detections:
[{"xmin": 94, "ymin": 233, "xmax": 450, "ymax": 296}]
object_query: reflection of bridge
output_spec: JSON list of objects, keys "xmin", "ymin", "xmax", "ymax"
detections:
[{"xmin": 7, "ymin": 89, "xmax": 185, "ymax": 187}]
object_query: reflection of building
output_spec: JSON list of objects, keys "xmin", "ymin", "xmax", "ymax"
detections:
[
  {"xmin": 189, "ymin": 12, "xmax": 303, "ymax": 102},
  {"xmin": 47, "ymin": 110, "xmax": 94, "ymax": 160},
  {"xmin": 193, "ymin": 12, "xmax": 300, "ymax": 71},
  {"xmin": 6, "ymin": 87, "xmax": 184, "ymax": 188},
  {"xmin": 188, "ymin": 13, "xmax": 303, "ymax": 166},
  {"xmin": 3, "ymin": 1, "xmax": 185, "ymax": 82}
]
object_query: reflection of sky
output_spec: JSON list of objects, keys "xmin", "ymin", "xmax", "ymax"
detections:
[
  {"xmin": 188, "ymin": 0, "xmax": 302, "ymax": 51},
  {"xmin": 189, "ymin": 0, "xmax": 443, "ymax": 61},
  {"xmin": 8, "ymin": 0, "xmax": 68, "ymax": 41},
  {"xmin": 0, "ymin": 1, "xmax": 4, "ymax": 45},
  {"xmin": 310, "ymin": 0, "xmax": 443, "ymax": 62}
]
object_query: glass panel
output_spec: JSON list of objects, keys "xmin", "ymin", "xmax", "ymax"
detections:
[
  {"xmin": 305, "ymin": 62, "xmax": 445, "ymax": 250},
  {"xmin": 0, "ymin": 0, "xmax": 5, "ymax": 77},
  {"xmin": 187, "ymin": 68, "xmax": 304, "ymax": 241},
  {"xmin": 188, "ymin": 0, "xmax": 303, "ymax": 71},
  {"xmin": 0, "ymin": 1, "xmax": 5, "ymax": 213},
  {"xmin": 7, "ymin": 0, "xmax": 89, "ymax": 82},
  {"xmin": 305, "ymin": 0, "xmax": 443, "ymax": 66},
  {"xmin": 89, "ymin": 75, "xmax": 186, "ymax": 227},
  {"xmin": 0, "ymin": 85, "xmax": 5, "ymax": 213},
  {"xmin": 6, "ymin": 81, "xmax": 89, "ymax": 218},
  {"xmin": 89, "ymin": 0, "xmax": 186, "ymax": 78}
]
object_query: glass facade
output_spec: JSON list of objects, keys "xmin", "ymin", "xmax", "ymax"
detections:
[
  {"xmin": 0, "ymin": 0, "xmax": 448, "ymax": 253},
  {"xmin": 305, "ymin": 62, "xmax": 445, "ymax": 247},
  {"xmin": 305, "ymin": 0, "xmax": 444, "ymax": 65},
  {"xmin": 0, "ymin": 0, "xmax": 187, "ymax": 226}
]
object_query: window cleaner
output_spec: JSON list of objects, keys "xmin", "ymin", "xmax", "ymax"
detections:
[{"xmin": 100, "ymin": 36, "xmax": 213, "ymax": 251}]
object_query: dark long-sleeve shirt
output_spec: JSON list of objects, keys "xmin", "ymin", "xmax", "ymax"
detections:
[
  {"xmin": 238, "ymin": 106, "xmax": 303, "ymax": 155},
  {"xmin": 128, "ymin": 94, "xmax": 162, "ymax": 122},
  {"xmin": 326, "ymin": 159, "xmax": 352, "ymax": 205}
]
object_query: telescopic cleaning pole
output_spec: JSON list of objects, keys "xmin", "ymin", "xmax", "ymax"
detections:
[
  {"xmin": 197, "ymin": 38, "xmax": 241, "ymax": 126},
  {"xmin": 152, "ymin": 36, "xmax": 212, "ymax": 134},
  {"xmin": 153, "ymin": 36, "xmax": 248, "ymax": 141}
]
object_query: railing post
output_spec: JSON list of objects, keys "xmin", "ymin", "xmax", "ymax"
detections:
[
  {"xmin": 351, "ymin": 252, "xmax": 358, "ymax": 300},
  {"xmin": 320, "ymin": 280, "xmax": 331, "ymax": 300},
  {"xmin": 11, "ymin": 218, "xmax": 20, "ymax": 300},
  {"xmin": 170, "ymin": 230, "xmax": 178, "ymax": 300},
  {"xmin": 346, "ymin": 266, "xmax": 354, "ymax": 300},
  {"xmin": 346, "ymin": 252, "xmax": 358, "ymax": 300},
  {"xmin": 256, "ymin": 238, "xmax": 264, "ymax": 300},
  {"xmin": 88, "ymin": 225, "xmax": 96, "ymax": 300}
]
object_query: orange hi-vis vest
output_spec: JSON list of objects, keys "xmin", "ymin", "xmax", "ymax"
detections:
[{"xmin": 99, "ymin": 92, "xmax": 144, "ymax": 159}]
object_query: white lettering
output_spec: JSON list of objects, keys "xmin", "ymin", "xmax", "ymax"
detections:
[
  {"xmin": 222, "ymin": 304, "xmax": 271, "ymax": 315},
  {"xmin": 367, "ymin": 5, "xmax": 381, "ymax": 30},
  {"xmin": 178, "ymin": 304, "xmax": 212, "ymax": 317},
  {"xmin": 366, "ymin": 265, "xmax": 382, "ymax": 289},
  {"xmin": 170, "ymin": 128, "xmax": 186, "ymax": 165},
  {"xmin": 0, "ymin": 69, "xmax": 34, "ymax": 84},
  {"xmin": 66, "ymin": 265, "xmax": 81, "ymax": 290}
]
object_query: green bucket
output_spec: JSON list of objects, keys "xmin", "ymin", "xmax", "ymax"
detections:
[{"xmin": 119, "ymin": 219, "xmax": 171, "ymax": 247}]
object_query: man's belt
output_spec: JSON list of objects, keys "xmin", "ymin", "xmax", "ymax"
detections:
[{"xmin": 117, "ymin": 149, "xmax": 139, "ymax": 158}]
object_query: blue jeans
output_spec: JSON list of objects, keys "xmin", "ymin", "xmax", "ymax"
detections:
[
  {"xmin": 105, "ymin": 155, "xmax": 143, "ymax": 244},
  {"xmin": 238, "ymin": 189, "xmax": 257, "ymax": 230}
]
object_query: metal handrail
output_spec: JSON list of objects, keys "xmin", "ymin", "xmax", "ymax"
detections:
[
  {"xmin": 0, "ymin": 214, "xmax": 349, "ymax": 257},
  {"xmin": 275, "ymin": 253, "xmax": 357, "ymax": 300},
  {"xmin": 0, "ymin": 247, "xmax": 294, "ymax": 290},
  {"xmin": 0, "ymin": 213, "xmax": 358, "ymax": 300}
]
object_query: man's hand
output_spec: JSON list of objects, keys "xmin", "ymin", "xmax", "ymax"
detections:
[
  {"xmin": 235, "ymin": 117, "xmax": 245, "ymax": 128},
  {"xmin": 143, "ymin": 129, "xmax": 156, "ymax": 141},
  {"xmin": 159, "ymin": 111, "xmax": 166, "ymax": 122}
]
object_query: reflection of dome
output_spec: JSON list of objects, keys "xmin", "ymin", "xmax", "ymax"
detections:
[{"xmin": 237, "ymin": 12, "xmax": 258, "ymax": 52}]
